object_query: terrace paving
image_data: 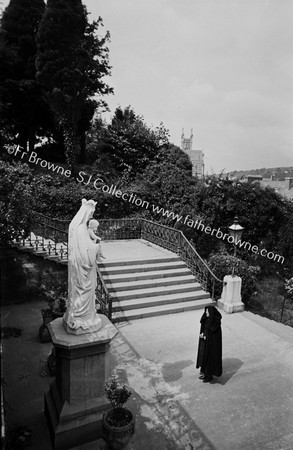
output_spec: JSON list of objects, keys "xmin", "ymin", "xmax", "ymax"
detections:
[{"xmin": 2, "ymin": 298, "xmax": 293, "ymax": 449}]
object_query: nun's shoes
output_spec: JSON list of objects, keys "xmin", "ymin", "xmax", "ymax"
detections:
[{"xmin": 203, "ymin": 376, "xmax": 213, "ymax": 383}]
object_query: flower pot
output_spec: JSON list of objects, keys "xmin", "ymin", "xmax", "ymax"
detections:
[{"xmin": 102, "ymin": 408, "xmax": 135, "ymax": 450}]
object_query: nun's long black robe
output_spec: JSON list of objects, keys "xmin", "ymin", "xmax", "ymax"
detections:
[{"xmin": 196, "ymin": 307, "xmax": 222, "ymax": 377}]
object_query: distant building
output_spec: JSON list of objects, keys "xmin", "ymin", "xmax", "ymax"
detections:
[
  {"xmin": 244, "ymin": 174, "xmax": 293, "ymax": 199},
  {"xmin": 181, "ymin": 129, "xmax": 204, "ymax": 178},
  {"xmin": 260, "ymin": 177, "xmax": 293, "ymax": 199},
  {"xmin": 247, "ymin": 175, "xmax": 263, "ymax": 182}
]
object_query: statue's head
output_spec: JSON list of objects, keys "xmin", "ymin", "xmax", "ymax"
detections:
[
  {"xmin": 82, "ymin": 198, "xmax": 97, "ymax": 220},
  {"xmin": 88, "ymin": 219, "xmax": 99, "ymax": 231}
]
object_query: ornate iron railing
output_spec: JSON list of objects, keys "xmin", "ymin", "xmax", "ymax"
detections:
[
  {"xmin": 140, "ymin": 219, "xmax": 224, "ymax": 299},
  {"xmin": 178, "ymin": 233, "xmax": 224, "ymax": 299},
  {"xmin": 26, "ymin": 212, "xmax": 68, "ymax": 260},
  {"xmin": 97, "ymin": 218, "xmax": 141, "ymax": 240},
  {"xmin": 141, "ymin": 219, "xmax": 181, "ymax": 252}
]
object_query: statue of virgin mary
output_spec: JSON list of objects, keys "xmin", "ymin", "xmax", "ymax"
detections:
[{"xmin": 63, "ymin": 199, "xmax": 103, "ymax": 334}]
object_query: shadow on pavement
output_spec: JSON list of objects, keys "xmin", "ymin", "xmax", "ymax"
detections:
[{"xmin": 217, "ymin": 358, "xmax": 244, "ymax": 385}]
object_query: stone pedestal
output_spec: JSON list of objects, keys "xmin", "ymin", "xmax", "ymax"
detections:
[
  {"xmin": 44, "ymin": 315, "xmax": 118, "ymax": 450},
  {"xmin": 217, "ymin": 275, "xmax": 245, "ymax": 313}
]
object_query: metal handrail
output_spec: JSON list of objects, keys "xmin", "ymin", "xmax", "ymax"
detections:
[
  {"xmin": 179, "ymin": 232, "xmax": 224, "ymax": 284},
  {"xmin": 96, "ymin": 263, "xmax": 112, "ymax": 319},
  {"xmin": 140, "ymin": 218, "xmax": 225, "ymax": 298}
]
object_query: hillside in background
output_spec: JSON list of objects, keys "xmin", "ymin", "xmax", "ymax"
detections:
[{"xmin": 227, "ymin": 167, "xmax": 293, "ymax": 180}]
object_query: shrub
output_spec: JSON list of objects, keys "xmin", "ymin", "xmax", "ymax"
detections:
[
  {"xmin": 0, "ymin": 161, "xmax": 34, "ymax": 243},
  {"xmin": 285, "ymin": 278, "xmax": 293, "ymax": 299},
  {"xmin": 104, "ymin": 375, "xmax": 132, "ymax": 411},
  {"xmin": 208, "ymin": 253, "xmax": 260, "ymax": 304}
]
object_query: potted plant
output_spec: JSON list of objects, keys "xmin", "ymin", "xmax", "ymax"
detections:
[{"xmin": 102, "ymin": 374, "xmax": 135, "ymax": 449}]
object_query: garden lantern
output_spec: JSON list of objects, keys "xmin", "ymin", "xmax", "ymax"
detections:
[{"xmin": 228, "ymin": 216, "xmax": 244, "ymax": 276}]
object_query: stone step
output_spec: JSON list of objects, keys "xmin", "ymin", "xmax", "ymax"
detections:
[
  {"xmin": 102, "ymin": 267, "xmax": 191, "ymax": 283},
  {"xmin": 99, "ymin": 256, "xmax": 180, "ymax": 268},
  {"xmin": 44, "ymin": 255, "xmax": 61, "ymax": 262},
  {"xmin": 99, "ymin": 260, "xmax": 186, "ymax": 275},
  {"xmin": 106, "ymin": 275, "xmax": 197, "ymax": 292},
  {"xmin": 112, "ymin": 298, "xmax": 216, "ymax": 322},
  {"xmin": 33, "ymin": 250, "xmax": 49, "ymax": 256},
  {"xmin": 13, "ymin": 242, "xmax": 68, "ymax": 264},
  {"xmin": 59, "ymin": 259, "xmax": 68, "ymax": 265},
  {"xmin": 109, "ymin": 282, "xmax": 202, "ymax": 300},
  {"xmin": 112, "ymin": 290, "xmax": 211, "ymax": 311}
]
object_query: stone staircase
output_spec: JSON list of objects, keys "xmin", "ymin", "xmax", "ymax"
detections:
[
  {"xmin": 99, "ymin": 255, "xmax": 215, "ymax": 322},
  {"xmin": 12, "ymin": 236, "xmax": 215, "ymax": 322},
  {"xmin": 11, "ymin": 235, "xmax": 68, "ymax": 264}
]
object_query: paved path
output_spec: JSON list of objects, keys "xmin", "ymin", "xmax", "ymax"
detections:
[
  {"xmin": 2, "ymin": 302, "xmax": 293, "ymax": 449},
  {"xmin": 100, "ymin": 239, "xmax": 176, "ymax": 261}
]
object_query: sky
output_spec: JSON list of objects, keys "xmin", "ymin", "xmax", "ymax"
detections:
[
  {"xmin": 84, "ymin": 0, "xmax": 293, "ymax": 173},
  {"xmin": 2, "ymin": 0, "xmax": 293, "ymax": 173}
]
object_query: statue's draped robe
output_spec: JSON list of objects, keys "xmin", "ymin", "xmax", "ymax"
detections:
[{"xmin": 63, "ymin": 199, "xmax": 102, "ymax": 333}]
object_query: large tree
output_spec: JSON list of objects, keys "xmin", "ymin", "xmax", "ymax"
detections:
[
  {"xmin": 36, "ymin": 0, "xmax": 113, "ymax": 170},
  {"xmin": 0, "ymin": 0, "xmax": 48, "ymax": 152},
  {"xmin": 90, "ymin": 106, "xmax": 170, "ymax": 179}
]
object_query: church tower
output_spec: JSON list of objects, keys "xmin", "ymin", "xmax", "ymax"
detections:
[{"xmin": 181, "ymin": 129, "xmax": 204, "ymax": 178}]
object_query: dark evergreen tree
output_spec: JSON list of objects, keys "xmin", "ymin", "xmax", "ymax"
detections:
[
  {"xmin": 35, "ymin": 0, "xmax": 113, "ymax": 170},
  {"xmin": 0, "ymin": 0, "xmax": 48, "ymax": 152}
]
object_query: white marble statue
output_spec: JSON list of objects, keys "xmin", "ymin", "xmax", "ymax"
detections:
[
  {"xmin": 88, "ymin": 219, "xmax": 106, "ymax": 261},
  {"xmin": 63, "ymin": 199, "xmax": 103, "ymax": 334}
]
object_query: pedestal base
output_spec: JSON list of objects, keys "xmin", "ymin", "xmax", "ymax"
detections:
[
  {"xmin": 217, "ymin": 275, "xmax": 245, "ymax": 314},
  {"xmin": 45, "ymin": 315, "xmax": 118, "ymax": 450},
  {"xmin": 45, "ymin": 381, "xmax": 111, "ymax": 450},
  {"xmin": 217, "ymin": 299, "xmax": 245, "ymax": 313}
]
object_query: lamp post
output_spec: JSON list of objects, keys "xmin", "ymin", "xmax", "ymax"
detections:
[{"xmin": 228, "ymin": 216, "xmax": 244, "ymax": 276}]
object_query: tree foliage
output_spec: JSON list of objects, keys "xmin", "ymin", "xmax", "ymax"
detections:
[
  {"xmin": 0, "ymin": 0, "xmax": 49, "ymax": 152},
  {"xmin": 208, "ymin": 253, "xmax": 260, "ymax": 303},
  {"xmin": 35, "ymin": 0, "xmax": 113, "ymax": 169},
  {"xmin": 0, "ymin": 160, "xmax": 34, "ymax": 243},
  {"xmin": 176, "ymin": 176, "xmax": 293, "ymax": 265},
  {"xmin": 88, "ymin": 106, "xmax": 170, "ymax": 179},
  {"xmin": 131, "ymin": 144, "xmax": 197, "ymax": 223}
]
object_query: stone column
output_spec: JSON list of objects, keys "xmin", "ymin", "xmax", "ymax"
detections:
[
  {"xmin": 217, "ymin": 275, "xmax": 245, "ymax": 313},
  {"xmin": 44, "ymin": 315, "xmax": 118, "ymax": 450}
]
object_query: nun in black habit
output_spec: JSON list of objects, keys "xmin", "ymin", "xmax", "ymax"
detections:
[{"xmin": 196, "ymin": 306, "xmax": 222, "ymax": 383}]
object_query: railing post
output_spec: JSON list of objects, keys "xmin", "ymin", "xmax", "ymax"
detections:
[
  {"xmin": 108, "ymin": 296, "xmax": 112, "ymax": 320},
  {"xmin": 177, "ymin": 231, "xmax": 181, "ymax": 256}
]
